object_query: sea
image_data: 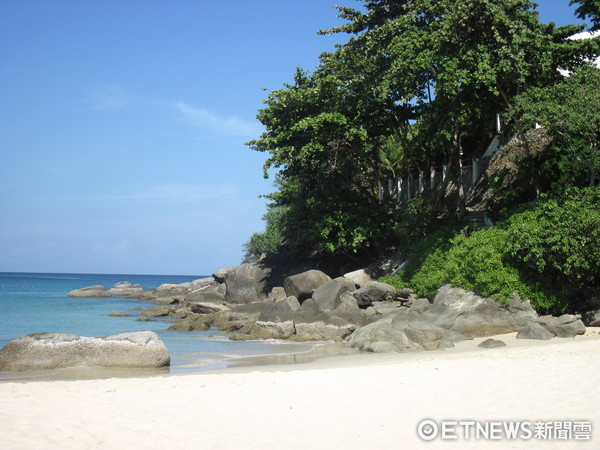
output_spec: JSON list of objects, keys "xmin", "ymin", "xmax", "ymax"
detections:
[{"xmin": 0, "ymin": 272, "xmax": 322, "ymax": 379}]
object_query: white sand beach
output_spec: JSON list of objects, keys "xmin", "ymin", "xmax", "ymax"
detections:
[{"xmin": 1, "ymin": 330, "xmax": 599, "ymax": 449}]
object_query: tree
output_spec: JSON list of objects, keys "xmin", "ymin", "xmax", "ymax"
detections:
[
  {"xmin": 246, "ymin": 0, "xmax": 599, "ymax": 259},
  {"xmin": 511, "ymin": 63, "xmax": 600, "ymax": 188},
  {"xmin": 571, "ymin": 0, "xmax": 600, "ymax": 31}
]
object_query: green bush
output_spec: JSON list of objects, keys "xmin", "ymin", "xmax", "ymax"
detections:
[
  {"xmin": 381, "ymin": 187, "xmax": 599, "ymax": 314},
  {"xmin": 243, "ymin": 206, "xmax": 289, "ymax": 258}
]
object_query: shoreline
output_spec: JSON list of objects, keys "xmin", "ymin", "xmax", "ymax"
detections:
[
  {"xmin": 3, "ymin": 327, "xmax": 598, "ymax": 382},
  {"xmin": 1, "ymin": 329, "xmax": 598, "ymax": 449}
]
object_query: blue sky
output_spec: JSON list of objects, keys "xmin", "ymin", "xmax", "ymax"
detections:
[{"xmin": 0, "ymin": 1, "xmax": 589, "ymax": 276}]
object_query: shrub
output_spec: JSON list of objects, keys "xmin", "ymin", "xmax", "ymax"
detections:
[{"xmin": 381, "ymin": 188, "xmax": 600, "ymax": 313}]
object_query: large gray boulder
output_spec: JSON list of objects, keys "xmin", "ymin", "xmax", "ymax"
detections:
[
  {"xmin": 216, "ymin": 263, "xmax": 272, "ymax": 303},
  {"xmin": 67, "ymin": 285, "xmax": 111, "ymax": 298},
  {"xmin": 422, "ymin": 285, "xmax": 537, "ymax": 337},
  {"xmin": 0, "ymin": 331, "xmax": 170, "ymax": 371},
  {"xmin": 108, "ymin": 281, "xmax": 144, "ymax": 297},
  {"xmin": 353, "ymin": 281, "xmax": 397, "ymax": 308},
  {"xmin": 346, "ymin": 322, "xmax": 421, "ymax": 353},
  {"xmin": 284, "ymin": 270, "xmax": 332, "ymax": 302},
  {"xmin": 516, "ymin": 322, "xmax": 555, "ymax": 340},
  {"xmin": 258, "ymin": 297, "xmax": 300, "ymax": 323},
  {"xmin": 312, "ymin": 278, "xmax": 356, "ymax": 313},
  {"xmin": 184, "ymin": 284, "xmax": 226, "ymax": 303}
]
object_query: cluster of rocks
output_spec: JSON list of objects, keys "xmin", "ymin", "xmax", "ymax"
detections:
[
  {"xmin": 3, "ymin": 255, "xmax": 591, "ymax": 372},
  {"xmin": 66, "ymin": 257, "xmax": 588, "ymax": 354}
]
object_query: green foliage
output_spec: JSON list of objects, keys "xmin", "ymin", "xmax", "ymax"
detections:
[
  {"xmin": 571, "ymin": 0, "xmax": 600, "ymax": 31},
  {"xmin": 245, "ymin": 0, "xmax": 598, "ymax": 262},
  {"xmin": 511, "ymin": 64, "xmax": 600, "ymax": 188},
  {"xmin": 243, "ymin": 206, "xmax": 289, "ymax": 258},
  {"xmin": 382, "ymin": 188, "xmax": 600, "ymax": 313},
  {"xmin": 505, "ymin": 187, "xmax": 600, "ymax": 290}
]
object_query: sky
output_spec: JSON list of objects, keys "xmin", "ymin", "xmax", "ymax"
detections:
[{"xmin": 0, "ymin": 1, "xmax": 590, "ymax": 276}]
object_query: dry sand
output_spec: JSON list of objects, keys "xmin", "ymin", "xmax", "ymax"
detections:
[{"xmin": 1, "ymin": 329, "xmax": 599, "ymax": 449}]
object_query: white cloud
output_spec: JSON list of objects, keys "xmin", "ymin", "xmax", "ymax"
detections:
[
  {"xmin": 175, "ymin": 101, "xmax": 262, "ymax": 137},
  {"xmin": 87, "ymin": 85, "xmax": 129, "ymax": 110}
]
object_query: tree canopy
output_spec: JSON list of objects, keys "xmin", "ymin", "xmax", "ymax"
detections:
[{"xmin": 245, "ymin": 0, "xmax": 599, "ymax": 261}]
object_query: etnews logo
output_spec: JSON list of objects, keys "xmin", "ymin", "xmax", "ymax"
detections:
[{"xmin": 417, "ymin": 419, "xmax": 592, "ymax": 441}]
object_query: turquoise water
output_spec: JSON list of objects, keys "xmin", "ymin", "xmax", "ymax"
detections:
[{"xmin": 0, "ymin": 272, "xmax": 316, "ymax": 377}]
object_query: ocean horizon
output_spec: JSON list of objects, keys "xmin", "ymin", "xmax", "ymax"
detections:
[{"xmin": 0, "ymin": 271, "xmax": 319, "ymax": 379}]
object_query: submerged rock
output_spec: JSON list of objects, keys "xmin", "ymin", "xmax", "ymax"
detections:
[{"xmin": 0, "ymin": 331, "xmax": 170, "ymax": 371}]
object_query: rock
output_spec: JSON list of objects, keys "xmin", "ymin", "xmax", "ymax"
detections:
[
  {"xmin": 140, "ymin": 305, "xmax": 174, "ymax": 317},
  {"xmin": 108, "ymin": 312, "xmax": 132, "ymax": 317},
  {"xmin": 410, "ymin": 298, "xmax": 431, "ymax": 314},
  {"xmin": 294, "ymin": 322, "xmax": 355, "ymax": 341},
  {"xmin": 184, "ymin": 287, "xmax": 226, "ymax": 304},
  {"xmin": 108, "ymin": 281, "xmax": 144, "ymax": 297},
  {"xmin": 422, "ymin": 285, "xmax": 537, "ymax": 337},
  {"xmin": 251, "ymin": 321, "xmax": 295, "ymax": 339},
  {"xmin": 331, "ymin": 293, "xmax": 366, "ymax": 325},
  {"xmin": 396, "ymin": 288, "xmax": 415, "ymax": 299},
  {"xmin": 284, "ymin": 270, "xmax": 332, "ymax": 302},
  {"xmin": 343, "ymin": 269, "xmax": 373, "ymax": 287},
  {"xmin": 369, "ymin": 301, "xmax": 405, "ymax": 316},
  {"xmin": 403, "ymin": 320, "xmax": 463, "ymax": 350},
  {"xmin": 534, "ymin": 314, "xmax": 586, "ymax": 338},
  {"xmin": 516, "ymin": 322, "xmax": 555, "ymax": 340},
  {"xmin": 0, "ymin": 331, "xmax": 170, "ymax": 371},
  {"xmin": 190, "ymin": 302, "xmax": 230, "ymax": 315},
  {"xmin": 312, "ymin": 278, "xmax": 356, "ymax": 313},
  {"xmin": 346, "ymin": 322, "xmax": 421, "ymax": 353},
  {"xmin": 219, "ymin": 263, "xmax": 273, "ymax": 303},
  {"xmin": 229, "ymin": 333, "xmax": 255, "ymax": 341},
  {"xmin": 478, "ymin": 338, "xmax": 507, "ymax": 348},
  {"xmin": 136, "ymin": 316, "xmax": 151, "ymax": 322},
  {"xmin": 170, "ymin": 306, "xmax": 194, "ymax": 320},
  {"xmin": 190, "ymin": 277, "xmax": 219, "ymax": 290},
  {"xmin": 268, "ymin": 287, "xmax": 288, "ymax": 302},
  {"xmin": 168, "ymin": 314, "xmax": 212, "ymax": 332},
  {"xmin": 352, "ymin": 281, "xmax": 397, "ymax": 308},
  {"xmin": 67, "ymin": 285, "xmax": 111, "ymax": 298},
  {"xmin": 582, "ymin": 308, "xmax": 600, "ymax": 327},
  {"xmin": 258, "ymin": 297, "xmax": 299, "ymax": 323},
  {"xmin": 228, "ymin": 303, "xmax": 268, "ymax": 322}
]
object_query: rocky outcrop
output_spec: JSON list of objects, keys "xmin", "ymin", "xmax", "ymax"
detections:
[
  {"xmin": 0, "ymin": 331, "xmax": 170, "ymax": 371},
  {"xmin": 67, "ymin": 285, "xmax": 111, "ymax": 298},
  {"xmin": 353, "ymin": 281, "xmax": 398, "ymax": 308},
  {"xmin": 60, "ymin": 260, "xmax": 588, "ymax": 356},
  {"xmin": 215, "ymin": 263, "xmax": 272, "ymax": 304},
  {"xmin": 284, "ymin": 270, "xmax": 332, "ymax": 302},
  {"xmin": 108, "ymin": 281, "xmax": 144, "ymax": 297},
  {"xmin": 517, "ymin": 314, "xmax": 586, "ymax": 340},
  {"xmin": 312, "ymin": 279, "xmax": 356, "ymax": 312},
  {"xmin": 516, "ymin": 322, "xmax": 555, "ymax": 340},
  {"xmin": 422, "ymin": 285, "xmax": 537, "ymax": 337}
]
